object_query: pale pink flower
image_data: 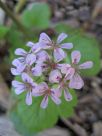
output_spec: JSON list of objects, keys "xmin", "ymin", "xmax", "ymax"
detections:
[
  {"xmin": 26, "ymin": 42, "xmax": 41, "ymax": 53},
  {"xmin": 58, "ymin": 79, "xmax": 72, "ymax": 102},
  {"xmin": 11, "ymin": 59, "xmax": 25, "ymax": 75},
  {"xmin": 39, "ymin": 32, "xmax": 73, "ymax": 62},
  {"xmin": 61, "ymin": 51, "xmax": 93, "ymax": 89},
  {"xmin": 49, "ymin": 70, "xmax": 62, "ymax": 83},
  {"xmin": 15, "ymin": 48, "xmax": 36, "ymax": 67},
  {"xmin": 31, "ymin": 64, "xmax": 42, "ymax": 76},
  {"xmin": 12, "ymin": 73, "xmax": 37, "ymax": 105},
  {"xmin": 36, "ymin": 50, "xmax": 50, "ymax": 64},
  {"xmin": 33, "ymin": 82, "xmax": 61, "ymax": 109}
]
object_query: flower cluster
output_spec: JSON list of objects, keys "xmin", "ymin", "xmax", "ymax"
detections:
[{"xmin": 11, "ymin": 33, "xmax": 93, "ymax": 109}]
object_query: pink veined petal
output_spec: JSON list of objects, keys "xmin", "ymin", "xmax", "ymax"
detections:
[
  {"xmin": 36, "ymin": 50, "xmax": 49, "ymax": 63},
  {"xmin": 38, "ymin": 82, "xmax": 48, "ymax": 92},
  {"xmin": 71, "ymin": 50, "xmax": 81, "ymax": 64},
  {"xmin": 31, "ymin": 43, "xmax": 41, "ymax": 53},
  {"xmin": 26, "ymin": 92, "xmax": 32, "ymax": 105},
  {"xmin": 79, "ymin": 61, "xmax": 93, "ymax": 69},
  {"xmin": 61, "ymin": 43, "xmax": 73, "ymax": 49},
  {"xmin": 11, "ymin": 68, "xmax": 21, "ymax": 75},
  {"xmin": 39, "ymin": 33, "xmax": 52, "ymax": 49},
  {"xmin": 13, "ymin": 58, "xmax": 26, "ymax": 72},
  {"xmin": 32, "ymin": 83, "xmax": 46, "ymax": 97},
  {"xmin": 51, "ymin": 88, "xmax": 61, "ymax": 97},
  {"xmin": 12, "ymin": 59, "xmax": 21, "ymax": 67},
  {"xmin": 21, "ymin": 73, "xmax": 33, "ymax": 84},
  {"xmin": 31, "ymin": 82, "xmax": 37, "ymax": 88},
  {"xmin": 17, "ymin": 57, "xmax": 25, "ymax": 67},
  {"xmin": 12, "ymin": 80, "xmax": 25, "ymax": 95},
  {"xmin": 40, "ymin": 95, "xmax": 48, "ymax": 109},
  {"xmin": 35, "ymin": 62, "xmax": 48, "ymax": 72},
  {"xmin": 26, "ymin": 53, "xmax": 36, "ymax": 65},
  {"xmin": 65, "ymin": 67, "xmax": 75, "ymax": 80},
  {"xmin": 41, "ymin": 63, "xmax": 49, "ymax": 72},
  {"xmin": 32, "ymin": 87, "xmax": 44, "ymax": 97},
  {"xmin": 60, "ymin": 64, "xmax": 71, "ymax": 74},
  {"xmin": 15, "ymin": 48, "xmax": 27, "ymax": 56},
  {"xmin": 32, "ymin": 65, "xmax": 42, "ymax": 76},
  {"xmin": 39, "ymin": 32, "xmax": 51, "ymax": 44},
  {"xmin": 15, "ymin": 86, "xmax": 25, "ymax": 95},
  {"xmin": 54, "ymin": 48, "xmax": 66, "ymax": 62},
  {"xmin": 51, "ymin": 94, "xmax": 61, "ymax": 105},
  {"xmin": 56, "ymin": 64, "xmax": 64, "ymax": 69},
  {"xmin": 26, "ymin": 41, "xmax": 34, "ymax": 47},
  {"xmin": 12, "ymin": 80, "xmax": 24, "ymax": 88},
  {"xmin": 69, "ymin": 73, "xmax": 84, "ymax": 89},
  {"xmin": 17, "ymin": 64, "xmax": 26, "ymax": 73},
  {"xmin": 49, "ymin": 70, "xmax": 62, "ymax": 83},
  {"xmin": 64, "ymin": 89, "xmax": 72, "ymax": 101},
  {"xmin": 57, "ymin": 33, "xmax": 68, "ymax": 44}
]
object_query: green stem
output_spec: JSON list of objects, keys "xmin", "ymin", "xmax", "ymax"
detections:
[
  {"xmin": 0, "ymin": 0, "xmax": 29, "ymax": 37},
  {"xmin": 15, "ymin": 0, "xmax": 27, "ymax": 13}
]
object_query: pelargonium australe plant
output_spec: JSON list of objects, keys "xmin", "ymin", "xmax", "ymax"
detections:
[{"xmin": 11, "ymin": 32, "xmax": 93, "ymax": 109}]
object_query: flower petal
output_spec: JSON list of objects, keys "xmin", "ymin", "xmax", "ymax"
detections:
[
  {"xmin": 60, "ymin": 64, "xmax": 71, "ymax": 74},
  {"xmin": 49, "ymin": 70, "xmax": 62, "ymax": 83},
  {"xmin": 51, "ymin": 94, "xmax": 61, "ymax": 105},
  {"xmin": 38, "ymin": 82, "xmax": 48, "ymax": 92},
  {"xmin": 69, "ymin": 73, "xmax": 84, "ymax": 89},
  {"xmin": 61, "ymin": 43, "xmax": 73, "ymax": 49},
  {"xmin": 40, "ymin": 95, "xmax": 48, "ymax": 109},
  {"xmin": 57, "ymin": 33, "xmax": 67, "ymax": 43},
  {"xmin": 65, "ymin": 68, "xmax": 75, "ymax": 80},
  {"xmin": 32, "ymin": 65, "xmax": 42, "ymax": 76},
  {"xmin": 32, "ymin": 88, "xmax": 44, "ymax": 96},
  {"xmin": 35, "ymin": 63, "xmax": 48, "ymax": 72},
  {"xmin": 39, "ymin": 33, "xmax": 52, "ymax": 49},
  {"xmin": 11, "ymin": 68, "xmax": 21, "ymax": 75},
  {"xmin": 17, "ymin": 57, "xmax": 25, "ymax": 65},
  {"xmin": 71, "ymin": 50, "xmax": 81, "ymax": 64},
  {"xmin": 26, "ymin": 53, "xmax": 36, "ymax": 65},
  {"xmin": 54, "ymin": 48, "xmax": 66, "ymax": 62},
  {"xmin": 17, "ymin": 64, "xmax": 26, "ymax": 73},
  {"xmin": 15, "ymin": 48, "xmax": 27, "ymax": 56},
  {"xmin": 51, "ymin": 88, "xmax": 61, "ymax": 97},
  {"xmin": 64, "ymin": 89, "xmax": 72, "ymax": 101},
  {"xmin": 21, "ymin": 73, "xmax": 33, "ymax": 84},
  {"xmin": 15, "ymin": 87, "xmax": 25, "ymax": 95},
  {"xmin": 31, "ymin": 43, "xmax": 41, "ymax": 53},
  {"xmin": 12, "ymin": 80, "xmax": 25, "ymax": 95},
  {"xmin": 36, "ymin": 50, "xmax": 49, "ymax": 63},
  {"xmin": 26, "ymin": 41, "xmax": 34, "ymax": 47},
  {"xmin": 26, "ymin": 92, "xmax": 32, "ymax": 105},
  {"xmin": 12, "ymin": 58, "xmax": 26, "ymax": 73},
  {"xmin": 12, "ymin": 59, "xmax": 21, "ymax": 67},
  {"xmin": 39, "ymin": 33, "xmax": 51, "ymax": 43},
  {"xmin": 79, "ymin": 61, "xmax": 93, "ymax": 69},
  {"xmin": 12, "ymin": 80, "xmax": 24, "ymax": 88}
]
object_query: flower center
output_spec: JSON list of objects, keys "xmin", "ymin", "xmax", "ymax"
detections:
[
  {"xmin": 25, "ymin": 83, "xmax": 33, "ymax": 92},
  {"xmin": 45, "ymin": 89, "xmax": 51, "ymax": 95}
]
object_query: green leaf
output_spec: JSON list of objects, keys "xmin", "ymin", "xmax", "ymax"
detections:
[
  {"xmin": 0, "ymin": 25, "xmax": 9, "ymax": 39},
  {"xmin": 9, "ymin": 88, "xmax": 77, "ymax": 134},
  {"xmin": 8, "ymin": 27, "xmax": 28, "ymax": 61},
  {"xmin": 55, "ymin": 23, "xmax": 101, "ymax": 76},
  {"xmin": 58, "ymin": 89, "xmax": 77, "ymax": 118},
  {"xmin": 21, "ymin": 3, "xmax": 51, "ymax": 29}
]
